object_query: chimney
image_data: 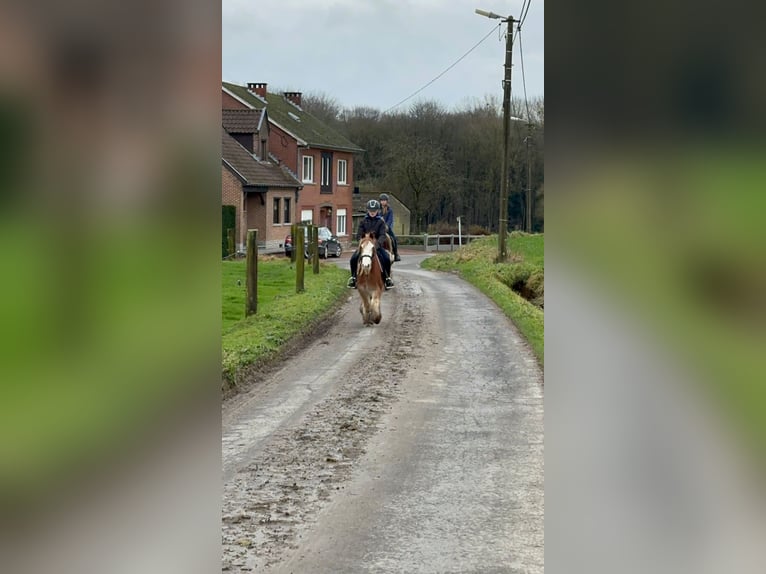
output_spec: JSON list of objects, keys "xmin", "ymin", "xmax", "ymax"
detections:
[
  {"xmin": 283, "ymin": 91, "xmax": 302, "ymax": 107},
  {"xmin": 247, "ymin": 82, "xmax": 267, "ymax": 98}
]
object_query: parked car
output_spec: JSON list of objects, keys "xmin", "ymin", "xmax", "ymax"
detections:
[{"xmin": 284, "ymin": 226, "xmax": 342, "ymax": 258}]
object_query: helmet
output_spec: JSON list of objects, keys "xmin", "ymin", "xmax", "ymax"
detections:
[
  {"xmin": 379, "ymin": 193, "xmax": 389, "ymax": 201},
  {"xmin": 366, "ymin": 199, "xmax": 380, "ymax": 212}
]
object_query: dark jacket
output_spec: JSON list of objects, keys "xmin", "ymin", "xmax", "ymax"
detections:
[{"xmin": 356, "ymin": 214, "xmax": 388, "ymax": 249}]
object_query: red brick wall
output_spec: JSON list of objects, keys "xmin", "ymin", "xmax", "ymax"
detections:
[
  {"xmin": 294, "ymin": 150, "xmax": 355, "ymax": 238},
  {"xmin": 268, "ymin": 124, "xmax": 299, "ymax": 169},
  {"xmin": 222, "ymin": 91, "xmax": 248, "ymax": 110},
  {"xmin": 222, "ymin": 166, "xmax": 245, "ymax": 250}
]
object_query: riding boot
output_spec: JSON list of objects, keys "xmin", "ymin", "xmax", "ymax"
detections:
[{"xmin": 384, "ymin": 265, "xmax": 394, "ymax": 289}]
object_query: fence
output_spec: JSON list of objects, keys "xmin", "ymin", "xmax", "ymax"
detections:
[{"xmin": 396, "ymin": 234, "xmax": 486, "ymax": 252}]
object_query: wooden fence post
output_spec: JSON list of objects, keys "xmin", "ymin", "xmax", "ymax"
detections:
[
  {"xmin": 227, "ymin": 228, "xmax": 235, "ymax": 258},
  {"xmin": 295, "ymin": 226, "xmax": 305, "ymax": 293},
  {"xmin": 246, "ymin": 229, "xmax": 258, "ymax": 316},
  {"xmin": 290, "ymin": 224, "xmax": 297, "ymax": 263},
  {"xmin": 312, "ymin": 225, "xmax": 319, "ymax": 274}
]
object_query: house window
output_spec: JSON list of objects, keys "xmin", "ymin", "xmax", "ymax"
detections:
[
  {"xmin": 301, "ymin": 209, "xmax": 313, "ymax": 224},
  {"xmin": 320, "ymin": 152, "xmax": 332, "ymax": 193},
  {"xmin": 336, "ymin": 208, "xmax": 347, "ymax": 236},
  {"xmin": 283, "ymin": 197, "xmax": 291, "ymax": 224},
  {"xmin": 273, "ymin": 197, "xmax": 281, "ymax": 224},
  {"xmin": 302, "ymin": 155, "xmax": 314, "ymax": 183},
  {"xmin": 337, "ymin": 159, "xmax": 347, "ymax": 185}
]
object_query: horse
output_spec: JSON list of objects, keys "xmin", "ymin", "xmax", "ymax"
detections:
[{"xmin": 355, "ymin": 233, "xmax": 386, "ymax": 325}]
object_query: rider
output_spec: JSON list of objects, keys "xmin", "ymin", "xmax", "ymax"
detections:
[
  {"xmin": 347, "ymin": 199, "xmax": 395, "ymax": 290},
  {"xmin": 378, "ymin": 193, "xmax": 401, "ymax": 262}
]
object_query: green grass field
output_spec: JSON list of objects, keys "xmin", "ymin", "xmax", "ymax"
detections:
[
  {"xmin": 552, "ymin": 148, "xmax": 766, "ymax": 462},
  {"xmin": 222, "ymin": 257, "xmax": 348, "ymax": 388}
]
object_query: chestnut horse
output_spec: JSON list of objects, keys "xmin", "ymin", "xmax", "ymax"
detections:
[{"xmin": 356, "ymin": 233, "xmax": 386, "ymax": 325}]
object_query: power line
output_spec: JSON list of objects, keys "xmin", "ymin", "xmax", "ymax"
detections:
[
  {"xmin": 383, "ymin": 23, "xmax": 501, "ymax": 115},
  {"xmin": 513, "ymin": 0, "xmax": 533, "ymax": 43},
  {"xmin": 520, "ymin": 0, "xmax": 533, "ymax": 29}
]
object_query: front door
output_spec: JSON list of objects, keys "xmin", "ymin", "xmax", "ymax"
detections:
[{"xmin": 319, "ymin": 206, "xmax": 333, "ymax": 231}]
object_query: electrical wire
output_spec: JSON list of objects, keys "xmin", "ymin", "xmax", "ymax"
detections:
[
  {"xmin": 513, "ymin": 0, "xmax": 533, "ymax": 43},
  {"xmin": 519, "ymin": 0, "xmax": 533, "ymax": 29},
  {"xmin": 383, "ymin": 23, "xmax": 501, "ymax": 115}
]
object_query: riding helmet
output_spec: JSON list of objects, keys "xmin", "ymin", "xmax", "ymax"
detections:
[
  {"xmin": 379, "ymin": 193, "xmax": 389, "ymax": 201},
  {"xmin": 366, "ymin": 199, "xmax": 380, "ymax": 212}
]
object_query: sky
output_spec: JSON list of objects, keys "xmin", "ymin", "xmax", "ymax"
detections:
[{"xmin": 222, "ymin": 0, "xmax": 543, "ymax": 114}]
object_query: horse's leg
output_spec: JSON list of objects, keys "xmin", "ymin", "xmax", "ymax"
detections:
[
  {"xmin": 358, "ymin": 288, "xmax": 372, "ymax": 325},
  {"xmin": 367, "ymin": 293, "xmax": 375, "ymax": 325},
  {"xmin": 372, "ymin": 291, "xmax": 382, "ymax": 324}
]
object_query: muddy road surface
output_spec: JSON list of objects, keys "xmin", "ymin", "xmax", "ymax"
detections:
[{"xmin": 222, "ymin": 253, "xmax": 544, "ymax": 573}]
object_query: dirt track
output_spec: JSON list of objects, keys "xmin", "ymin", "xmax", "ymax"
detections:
[{"xmin": 222, "ymin": 254, "xmax": 544, "ymax": 572}]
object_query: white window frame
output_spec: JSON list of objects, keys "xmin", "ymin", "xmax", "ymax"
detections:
[
  {"xmin": 336, "ymin": 208, "xmax": 347, "ymax": 236},
  {"xmin": 300, "ymin": 209, "xmax": 313, "ymax": 224},
  {"xmin": 337, "ymin": 159, "xmax": 347, "ymax": 185},
  {"xmin": 302, "ymin": 155, "xmax": 314, "ymax": 183}
]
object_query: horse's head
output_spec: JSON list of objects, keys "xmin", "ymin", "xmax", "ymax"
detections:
[{"xmin": 358, "ymin": 233, "xmax": 376, "ymax": 273}]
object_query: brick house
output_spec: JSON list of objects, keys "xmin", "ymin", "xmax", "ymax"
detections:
[
  {"xmin": 222, "ymin": 82, "xmax": 363, "ymax": 244},
  {"xmin": 221, "ymin": 106, "xmax": 302, "ymax": 252}
]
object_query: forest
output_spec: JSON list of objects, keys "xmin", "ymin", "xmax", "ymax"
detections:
[{"xmin": 301, "ymin": 93, "xmax": 544, "ymax": 234}]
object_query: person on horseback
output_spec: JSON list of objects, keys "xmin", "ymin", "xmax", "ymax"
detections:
[
  {"xmin": 347, "ymin": 199, "xmax": 394, "ymax": 290},
  {"xmin": 378, "ymin": 193, "xmax": 401, "ymax": 262}
]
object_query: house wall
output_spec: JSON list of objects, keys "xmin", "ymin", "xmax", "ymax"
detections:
[
  {"xmin": 222, "ymin": 91, "xmax": 248, "ymax": 110},
  {"xmin": 245, "ymin": 194, "xmax": 267, "ymax": 248},
  {"xmin": 240, "ymin": 189, "xmax": 299, "ymax": 251},
  {"xmin": 264, "ymin": 189, "xmax": 298, "ymax": 250},
  {"xmin": 294, "ymin": 149, "xmax": 355, "ymax": 240},
  {"xmin": 268, "ymin": 124, "xmax": 299, "ymax": 169},
  {"xmin": 222, "ymin": 166, "xmax": 246, "ymax": 251}
]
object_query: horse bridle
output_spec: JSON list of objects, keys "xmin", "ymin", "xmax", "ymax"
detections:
[{"xmin": 357, "ymin": 241, "xmax": 377, "ymax": 275}]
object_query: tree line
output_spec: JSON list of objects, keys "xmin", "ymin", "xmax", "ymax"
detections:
[{"xmin": 302, "ymin": 93, "xmax": 544, "ymax": 234}]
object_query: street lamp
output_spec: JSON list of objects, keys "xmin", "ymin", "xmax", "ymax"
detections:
[{"xmin": 475, "ymin": 8, "xmax": 516, "ymax": 262}]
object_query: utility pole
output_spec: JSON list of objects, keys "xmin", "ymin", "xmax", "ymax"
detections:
[
  {"xmin": 525, "ymin": 123, "xmax": 533, "ymax": 233},
  {"xmin": 476, "ymin": 9, "xmax": 516, "ymax": 261}
]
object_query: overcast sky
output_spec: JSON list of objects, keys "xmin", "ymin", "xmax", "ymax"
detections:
[{"xmin": 222, "ymin": 0, "xmax": 543, "ymax": 113}]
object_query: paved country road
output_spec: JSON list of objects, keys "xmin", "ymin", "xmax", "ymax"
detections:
[{"xmin": 222, "ymin": 253, "xmax": 544, "ymax": 573}]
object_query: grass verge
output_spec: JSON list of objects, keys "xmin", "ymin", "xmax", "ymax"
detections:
[
  {"xmin": 222, "ymin": 257, "xmax": 348, "ymax": 394},
  {"xmin": 421, "ymin": 233, "xmax": 544, "ymax": 364}
]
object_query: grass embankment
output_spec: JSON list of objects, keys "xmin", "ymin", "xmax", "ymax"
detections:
[
  {"xmin": 222, "ymin": 257, "xmax": 348, "ymax": 392},
  {"xmin": 553, "ymin": 148, "xmax": 766, "ymax": 461},
  {"xmin": 421, "ymin": 233, "xmax": 544, "ymax": 364}
]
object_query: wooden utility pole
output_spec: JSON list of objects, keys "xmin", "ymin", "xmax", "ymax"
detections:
[
  {"xmin": 477, "ymin": 9, "xmax": 516, "ymax": 261},
  {"xmin": 498, "ymin": 15, "xmax": 515, "ymax": 261},
  {"xmin": 245, "ymin": 229, "xmax": 258, "ymax": 316},
  {"xmin": 525, "ymin": 123, "xmax": 533, "ymax": 233}
]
